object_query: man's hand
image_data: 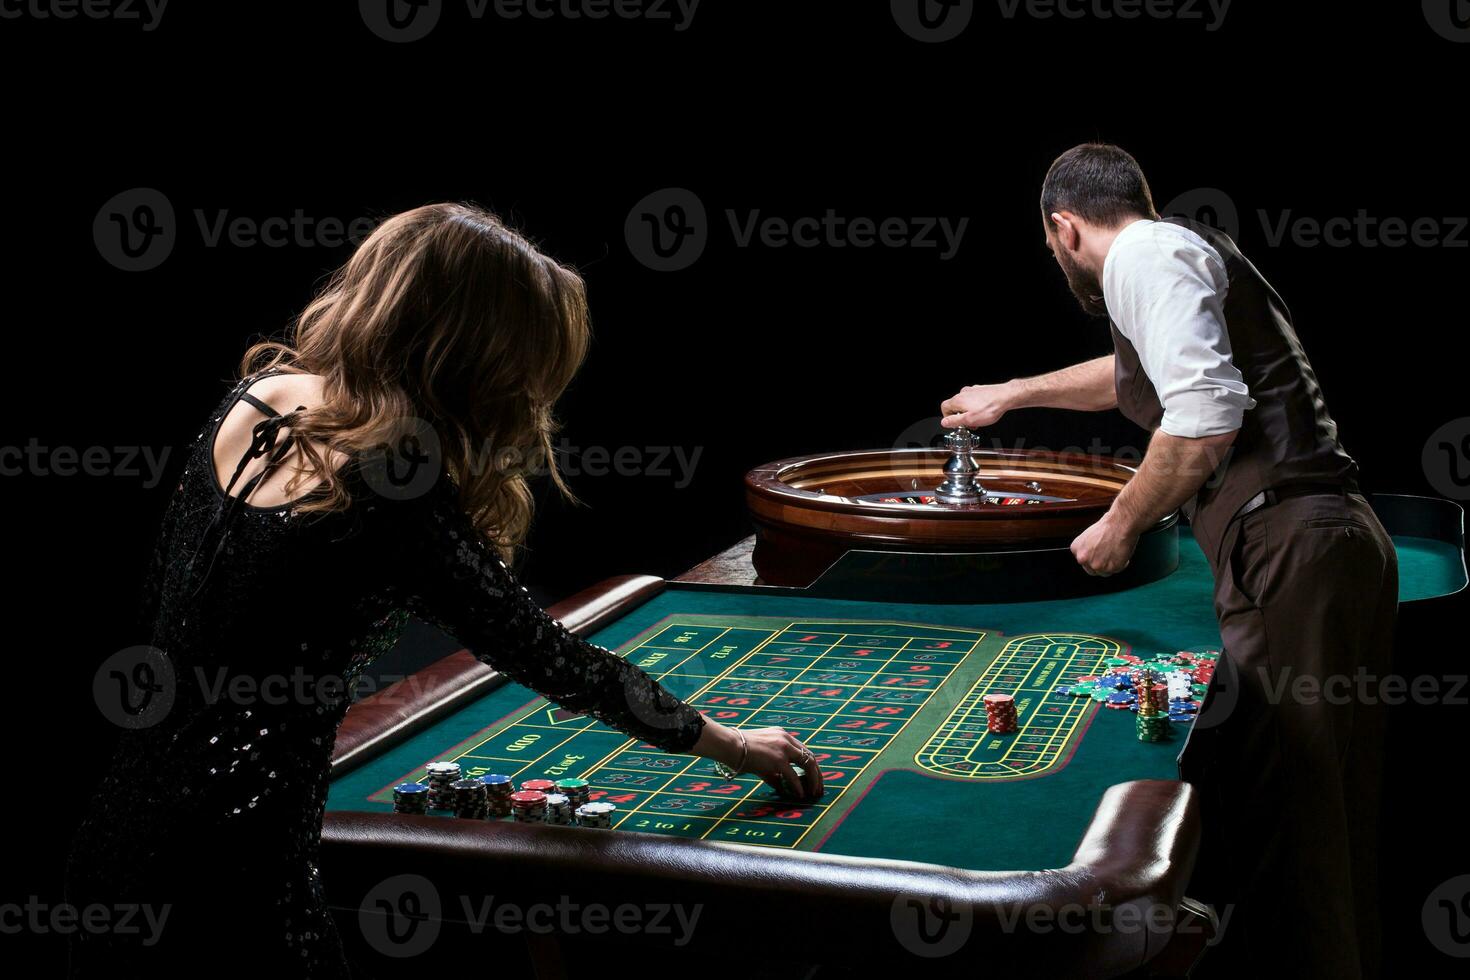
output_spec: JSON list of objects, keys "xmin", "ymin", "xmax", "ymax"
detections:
[
  {"xmin": 1070, "ymin": 513, "xmax": 1140, "ymax": 576},
  {"xmin": 940, "ymin": 382, "xmax": 1015, "ymax": 429}
]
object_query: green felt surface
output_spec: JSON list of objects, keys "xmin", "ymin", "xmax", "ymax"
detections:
[
  {"xmin": 326, "ymin": 531, "xmax": 1464, "ymax": 871},
  {"xmin": 1394, "ymin": 535, "xmax": 1467, "ymax": 602}
]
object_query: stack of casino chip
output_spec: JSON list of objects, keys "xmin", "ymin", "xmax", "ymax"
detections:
[
  {"xmin": 521, "ymin": 778, "xmax": 557, "ymax": 796},
  {"xmin": 1065, "ymin": 659, "xmax": 1205, "ymax": 726},
  {"xmin": 554, "ymin": 778, "xmax": 591, "ymax": 811},
  {"xmin": 1168, "ymin": 698, "xmax": 1200, "ymax": 723},
  {"xmin": 575, "ymin": 802, "xmax": 616, "ymax": 828},
  {"xmin": 1134, "ymin": 670, "xmax": 1172, "ymax": 742},
  {"xmin": 1061, "ymin": 675, "xmax": 1100, "ymax": 698},
  {"xmin": 1135, "ymin": 671, "xmax": 1160, "ymax": 707},
  {"xmin": 982, "ymin": 693, "xmax": 1017, "ymax": 733},
  {"xmin": 1166, "ymin": 669, "xmax": 1195, "ymax": 702},
  {"xmin": 424, "ymin": 761, "xmax": 462, "ymax": 810},
  {"xmin": 1136, "ymin": 714, "xmax": 1172, "ymax": 741},
  {"xmin": 1192, "ymin": 657, "xmax": 1217, "ymax": 693},
  {"xmin": 451, "ymin": 778, "xmax": 488, "ymax": 818},
  {"xmin": 1136, "ymin": 670, "xmax": 1169, "ymax": 716},
  {"xmin": 392, "ymin": 782, "xmax": 429, "ymax": 815},
  {"xmin": 481, "ymin": 774, "xmax": 514, "ymax": 818},
  {"xmin": 1167, "ymin": 651, "xmax": 1218, "ymax": 702},
  {"xmin": 1102, "ymin": 674, "xmax": 1138, "ymax": 709},
  {"xmin": 510, "ymin": 790, "xmax": 548, "ymax": 823},
  {"xmin": 543, "ymin": 793, "xmax": 574, "ymax": 826}
]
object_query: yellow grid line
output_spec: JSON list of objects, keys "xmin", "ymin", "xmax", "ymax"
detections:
[
  {"xmin": 603, "ymin": 622, "xmax": 800, "ymax": 830},
  {"xmin": 770, "ymin": 631, "xmax": 983, "ymax": 849},
  {"xmin": 438, "ymin": 624, "xmax": 735, "ymax": 786},
  {"xmin": 396, "ymin": 618, "xmax": 995, "ymax": 848},
  {"xmin": 694, "ymin": 630, "xmax": 856, "ymax": 840},
  {"xmin": 915, "ymin": 633, "xmax": 1120, "ymax": 778},
  {"xmin": 917, "ymin": 634, "xmax": 1092, "ymax": 776}
]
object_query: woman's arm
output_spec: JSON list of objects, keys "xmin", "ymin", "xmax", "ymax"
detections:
[
  {"xmin": 394, "ymin": 480, "xmax": 704, "ymax": 752},
  {"xmin": 387, "ymin": 478, "xmax": 822, "ymax": 799}
]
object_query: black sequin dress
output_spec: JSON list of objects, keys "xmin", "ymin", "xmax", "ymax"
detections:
[{"xmin": 64, "ymin": 373, "xmax": 705, "ymax": 976}]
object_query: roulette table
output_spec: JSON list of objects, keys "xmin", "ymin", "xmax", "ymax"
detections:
[{"xmin": 321, "ymin": 447, "xmax": 1466, "ymax": 977}]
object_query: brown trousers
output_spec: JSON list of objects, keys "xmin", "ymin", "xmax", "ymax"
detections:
[{"xmin": 1181, "ymin": 492, "xmax": 1398, "ymax": 978}]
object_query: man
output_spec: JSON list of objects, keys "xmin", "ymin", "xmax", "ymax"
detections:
[{"xmin": 941, "ymin": 144, "xmax": 1397, "ymax": 977}]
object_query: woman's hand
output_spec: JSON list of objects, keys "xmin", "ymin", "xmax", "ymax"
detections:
[{"xmin": 693, "ymin": 721, "xmax": 824, "ymax": 801}]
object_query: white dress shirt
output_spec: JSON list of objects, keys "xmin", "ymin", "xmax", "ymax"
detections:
[{"xmin": 1102, "ymin": 219, "xmax": 1256, "ymax": 438}]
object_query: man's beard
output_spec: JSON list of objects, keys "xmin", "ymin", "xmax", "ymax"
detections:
[{"xmin": 1056, "ymin": 249, "xmax": 1109, "ymax": 318}]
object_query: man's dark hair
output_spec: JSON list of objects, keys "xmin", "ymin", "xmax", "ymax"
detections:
[{"xmin": 1040, "ymin": 144, "xmax": 1159, "ymax": 228}]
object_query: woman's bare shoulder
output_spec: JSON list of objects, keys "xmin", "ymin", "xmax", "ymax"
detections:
[
  {"xmin": 210, "ymin": 372, "xmax": 330, "ymax": 504},
  {"xmin": 240, "ymin": 371, "xmax": 327, "ymax": 414}
]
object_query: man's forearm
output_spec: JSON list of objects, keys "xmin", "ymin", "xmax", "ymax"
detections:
[
  {"xmin": 1006, "ymin": 355, "xmax": 1117, "ymax": 412},
  {"xmin": 1109, "ymin": 428, "xmax": 1238, "ymax": 534}
]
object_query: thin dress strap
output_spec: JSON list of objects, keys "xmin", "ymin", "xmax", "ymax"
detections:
[
  {"xmin": 187, "ymin": 378, "xmax": 308, "ymax": 595},
  {"xmin": 220, "ymin": 392, "xmax": 302, "ymax": 505},
  {"xmin": 237, "ymin": 391, "xmax": 281, "ymax": 419}
]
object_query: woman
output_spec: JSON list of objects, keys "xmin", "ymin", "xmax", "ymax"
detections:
[{"xmin": 65, "ymin": 203, "xmax": 821, "ymax": 975}]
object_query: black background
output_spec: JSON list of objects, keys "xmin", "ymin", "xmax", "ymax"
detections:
[{"xmin": 4, "ymin": 1, "xmax": 1468, "ymax": 973}]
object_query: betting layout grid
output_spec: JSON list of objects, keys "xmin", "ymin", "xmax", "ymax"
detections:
[
  {"xmin": 915, "ymin": 633, "xmax": 1124, "ymax": 777},
  {"xmin": 372, "ymin": 618, "xmax": 992, "ymax": 848}
]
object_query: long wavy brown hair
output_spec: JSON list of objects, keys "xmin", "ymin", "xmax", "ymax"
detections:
[{"xmin": 242, "ymin": 203, "xmax": 590, "ymax": 561}]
